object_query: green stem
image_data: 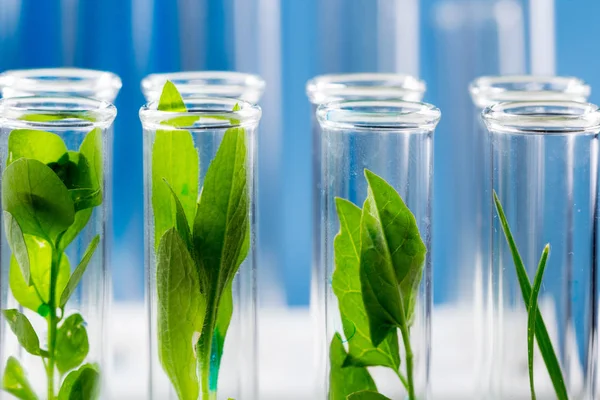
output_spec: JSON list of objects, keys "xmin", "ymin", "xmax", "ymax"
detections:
[
  {"xmin": 398, "ymin": 322, "xmax": 416, "ymax": 400},
  {"xmin": 394, "ymin": 368, "xmax": 410, "ymax": 392},
  {"xmin": 199, "ymin": 291, "xmax": 219, "ymax": 400},
  {"xmin": 46, "ymin": 246, "xmax": 62, "ymax": 400}
]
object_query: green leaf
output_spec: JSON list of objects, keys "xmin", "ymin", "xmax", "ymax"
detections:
[
  {"xmin": 59, "ymin": 209, "xmax": 93, "ymax": 252},
  {"xmin": 152, "ymin": 130, "xmax": 199, "ymax": 250},
  {"xmin": 60, "ymin": 235, "xmax": 100, "ymax": 307},
  {"xmin": 359, "ymin": 170, "xmax": 426, "ymax": 347},
  {"xmin": 19, "ymin": 113, "xmax": 96, "ymax": 123},
  {"xmin": 157, "ymin": 228, "xmax": 205, "ymax": 400},
  {"xmin": 79, "ymin": 128, "xmax": 103, "ymax": 196},
  {"xmin": 4, "ymin": 211, "xmax": 31, "ymax": 285},
  {"xmin": 347, "ymin": 391, "xmax": 391, "ymax": 400},
  {"xmin": 2, "ymin": 356, "xmax": 38, "ymax": 400},
  {"xmin": 332, "ymin": 198, "xmax": 400, "ymax": 370},
  {"xmin": 55, "ymin": 313, "xmax": 89, "ymax": 375},
  {"xmin": 2, "ymin": 309, "xmax": 42, "ymax": 356},
  {"xmin": 9, "ymin": 256, "xmax": 44, "ymax": 314},
  {"xmin": 157, "ymin": 81, "xmax": 187, "ymax": 112},
  {"xmin": 193, "ymin": 126, "xmax": 249, "ymax": 393},
  {"xmin": 57, "ymin": 364, "xmax": 100, "ymax": 400},
  {"xmin": 528, "ymin": 244, "xmax": 550, "ymax": 400},
  {"xmin": 493, "ymin": 191, "xmax": 568, "ymax": 400},
  {"xmin": 47, "ymin": 151, "xmax": 101, "ymax": 211},
  {"xmin": 163, "ymin": 180, "xmax": 192, "ymax": 251},
  {"xmin": 7, "ymin": 129, "xmax": 67, "ymax": 166},
  {"xmin": 2, "ymin": 158, "xmax": 75, "ymax": 243},
  {"xmin": 9, "ymin": 236, "xmax": 70, "ymax": 314},
  {"xmin": 329, "ymin": 333, "xmax": 377, "ymax": 400}
]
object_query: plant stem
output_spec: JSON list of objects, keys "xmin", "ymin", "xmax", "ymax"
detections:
[
  {"xmin": 398, "ymin": 321, "xmax": 416, "ymax": 400},
  {"xmin": 199, "ymin": 291, "xmax": 218, "ymax": 400},
  {"xmin": 394, "ymin": 368, "xmax": 410, "ymax": 392},
  {"xmin": 46, "ymin": 246, "xmax": 62, "ymax": 400}
]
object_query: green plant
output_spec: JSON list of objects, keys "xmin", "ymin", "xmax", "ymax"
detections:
[
  {"xmin": 493, "ymin": 191, "xmax": 567, "ymax": 400},
  {"xmin": 1, "ymin": 127, "xmax": 103, "ymax": 400},
  {"xmin": 153, "ymin": 81, "xmax": 249, "ymax": 400},
  {"xmin": 329, "ymin": 169, "xmax": 426, "ymax": 400}
]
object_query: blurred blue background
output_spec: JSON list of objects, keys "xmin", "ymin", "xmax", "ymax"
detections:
[{"xmin": 0, "ymin": 0, "xmax": 598, "ymax": 307}]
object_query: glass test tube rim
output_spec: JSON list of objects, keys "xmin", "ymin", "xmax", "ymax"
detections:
[
  {"xmin": 141, "ymin": 71, "xmax": 266, "ymax": 104},
  {"xmin": 317, "ymin": 99, "xmax": 441, "ymax": 132},
  {"xmin": 306, "ymin": 73, "xmax": 426, "ymax": 104},
  {"xmin": 482, "ymin": 100, "xmax": 600, "ymax": 135},
  {"xmin": 0, "ymin": 95, "xmax": 117, "ymax": 130},
  {"xmin": 140, "ymin": 97, "xmax": 262, "ymax": 131},
  {"xmin": 0, "ymin": 68, "xmax": 122, "ymax": 102},
  {"xmin": 469, "ymin": 75, "xmax": 591, "ymax": 109}
]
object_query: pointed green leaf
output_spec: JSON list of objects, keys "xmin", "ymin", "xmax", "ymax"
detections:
[
  {"xmin": 528, "ymin": 244, "xmax": 550, "ymax": 400},
  {"xmin": 193, "ymin": 126, "xmax": 249, "ymax": 390},
  {"xmin": 60, "ymin": 235, "xmax": 100, "ymax": 307},
  {"xmin": 57, "ymin": 364, "xmax": 100, "ymax": 400},
  {"xmin": 2, "ymin": 309, "xmax": 41, "ymax": 356},
  {"xmin": 347, "ymin": 391, "xmax": 391, "ymax": 400},
  {"xmin": 4, "ymin": 211, "xmax": 31, "ymax": 285},
  {"xmin": 493, "ymin": 191, "xmax": 568, "ymax": 400},
  {"xmin": 359, "ymin": 170, "xmax": 426, "ymax": 346},
  {"xmin": 157, "ymin": 81, "xmax": 187, "ymax": 112},
  {"xmin": 157, "ymin": 228, "xmax": 205, "ymax": 400},
  {"xmin": 163, "ymin": 180, "xmax": 192, "ymax": 251},
  {"xmin": 55, "ymin": 313, "xmax": 89, "ymax": 374},
  {"xmin": 2, "ymin": 356, "xmax": 38, "ymax": 400},
  {"xmin": 152, "ymin": 130, "xmax": 198, "ymax": 250},
  {"xmin": 329, "ymin": 333, "xmax": 377, "ymax": 400},
  {"xmin": 332, "ymin": 198, "xmax": 400, "ymax": 370},
  {"xmin": 2, "ymin": 158, "xmax": 75, "ymax": 243},
  {"xmin": 7, "ymin": 129, "xmax": 67, "ymax": 166}
]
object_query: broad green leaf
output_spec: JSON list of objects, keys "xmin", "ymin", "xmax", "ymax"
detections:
[
  {"xmin": 60, "ymin": 235, "xmax": 100, "ymax": 307},
  {"xmin": 2, "ymin": 310, "xmax": 41, "ymax": 356},
  {"xmin": 329, "ymin": 333, "xmax": 377, "ymax": 400},
  {"xmin": 9, "ymin": 256, "xmax": 44, "ymax": 315},
  {"xmin": 57, "ymin": 364, "xmax": 100, "ymax": 400},
  {"xmin": 7, "ymin": 129, "xmax": 67, "ymax": 166},
  {"xmin": 79, "ymin": 128, "xmax": 103, "ymax": 195},
  {"xmin": 528, "ymin": 244, "xmax": 550, "ymax": 400},
  {"xmin": 55, "ymin": 313, "xmax": 89, "ymax": 374},
  {"xmin": 4, "ymin": 211, "xmax": 31, "ymax": 285},
  {"xmin": 359, "ymin": 170, "xmax": 426, "ymax": 346},
  {"xmin": 493, "ymin": 191, "xmax": 568, "ymax": 400},
  {"xmin": 2, "ymin": 356, "xmax": 38, "ymax": 400},
  {"xmin": 157, "ymin": 81, "xmax": 186, "ymax": 112},
  {"xmin": 9, "ymin": 236, "xmax": 70, "ymax": 315},
  {"xmin": 157, "ymin": 228, "xmax": 205, "ymax": 400},
  {"xmin": 152, "ymin": 130, "xmax": 198, "ymax": 250},
  {"xmin": 193, "ymin": 126, "xmax": 249, "ymax": 395},
  {"xmin": 48, "ymin": 151, "xmax": 101, "ymax": 211},
  {"xmin": 2, "ymin": 158, "xmax": 75, "ymax": 242},
  {"xmin": 332, "ymin": 198, "xmax": 400, "ymax": 370},
  {"xmin": 28, "ymin": 236, "xmax": 70, "ymax": 304},
  {"xmin": 59, "ymin": 209, "xmax": 93, "ymax": 252},
  {"xmin": 163, "ymin": 180, "xmax": 192, "ymax": 251},
  {"xmin": 347, "ymin": 391, "xmax": 391, "ymax": 400}
]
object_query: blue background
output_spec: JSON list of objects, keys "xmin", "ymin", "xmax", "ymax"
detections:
[{"xmin": 0, "ymin": 0, "xmax": 597, "ymax": 306}]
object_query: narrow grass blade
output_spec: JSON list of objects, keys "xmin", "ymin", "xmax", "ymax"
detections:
[
  {"xmin": 493, "ymin": 191, "xmax": 568, "ymax": 400},
  {"xmin": 528, "ymin": 244, "xmax": 550, "ymax": 400}
]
